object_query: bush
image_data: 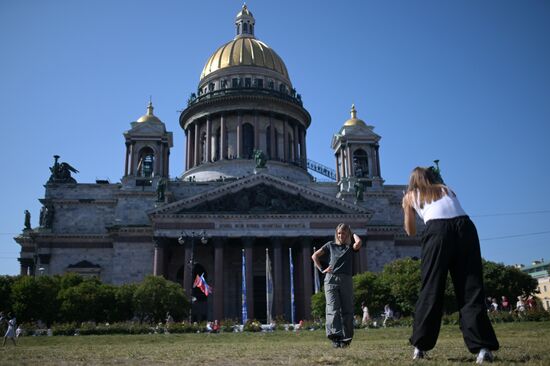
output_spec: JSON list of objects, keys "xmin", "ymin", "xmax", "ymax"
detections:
[
  {"xmin": 11, "ymin": 275, "xmax": 60, "ymax": 325},
  {"xmin": 58, "ymin": 278, "xmax": 116, "ymax": 323},
  {"xmin": 311, "ymin": 291, "xmax": 325, "ymax": 320},
  {"xmin": 133, "ymin": 276, "xmax": 190, "ymax": 323},
  {"xmin": 353, "ymin": 271, "xmax": 393, "ymax": 317},
  {"xmin": 51, "ymin": 323, "xmax": 79, "ymax": 336},
  {"xmin": 220, "ymin": 318, "xmax": 239, "ymax": 332},
  {"xmin": 169, "ymin": 322, "xmax": 202, "ymax": 333},
  {"xmin": 243, "ymin": 319, "xmax": 262, "ymax": 332}
]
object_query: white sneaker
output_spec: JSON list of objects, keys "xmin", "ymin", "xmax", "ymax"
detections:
[
  {"xmin": 413, "ymin": 347, "xmax": 426, "ymax": 360},
  {"xmin": 476, "ymin": 348, "xmax": 494, "ymax": 364}
]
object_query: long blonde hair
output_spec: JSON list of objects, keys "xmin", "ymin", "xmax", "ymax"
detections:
[
  {"xmin": 334, "ymin": 223, "xmax": 352, "ymax": 245},
  {"xmin": 406, "ymin": 167, "xmax": 449, "ymax": 209}
]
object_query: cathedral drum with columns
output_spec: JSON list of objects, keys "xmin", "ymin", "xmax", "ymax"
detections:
[{"xmin": 15, "ymin": 5, "xmax": 420, "ymax": 323}]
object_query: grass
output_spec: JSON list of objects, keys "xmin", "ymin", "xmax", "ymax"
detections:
[{"xmin": 1, "ymin": 322, "xmax": 549, "ymax": 365}]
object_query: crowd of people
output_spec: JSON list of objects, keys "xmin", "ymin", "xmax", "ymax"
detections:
[{"xmin": 486, "ymin": 295, "xmax": 537, "ymax": 313}]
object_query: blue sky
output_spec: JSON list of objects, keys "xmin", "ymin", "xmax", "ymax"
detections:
[{"xmin": 1, "ymin": 0, "xmax": 549, "ymax": 275}]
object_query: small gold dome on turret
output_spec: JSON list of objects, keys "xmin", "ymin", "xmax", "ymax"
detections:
[
  {"xmin": 137, "ymin": 101, "xmax": 163, "ymax": 124},
  {"xmin": 343, "ymin": 104, "xmax": 367, "ymax": 127}
]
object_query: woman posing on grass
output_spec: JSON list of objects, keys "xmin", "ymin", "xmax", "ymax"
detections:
[
  {"xmin": 312, "ymin": 223, "xmax": 362, "ymax": 348},
  {"xmin": 402, "ymin": 167, "xmax": 499, "ymax": 364}
]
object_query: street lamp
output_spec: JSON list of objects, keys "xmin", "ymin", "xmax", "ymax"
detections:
[{"xmin": 178, "ymin": 230, "xmax": 208, "ymax": 321}]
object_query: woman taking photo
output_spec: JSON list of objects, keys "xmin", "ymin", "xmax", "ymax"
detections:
[{"xmin": 402, "ymin": 167, "xmax": 499, "ymax": 364}]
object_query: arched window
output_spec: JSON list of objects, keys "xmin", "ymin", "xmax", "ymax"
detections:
[
  {"xmin": 242, "ymin": 123, "xmax": 254, "ymax": 159},
  {"xmin": 353, "ymin": 149, "xmax": 369, "ymax": 177},
  {"xmin": 137, "ymin": 147, "xmax": 155, "ymax": 177},
  {"xmin": 243, "ymin": 23, "xmax": 248, "ymax": 33}
]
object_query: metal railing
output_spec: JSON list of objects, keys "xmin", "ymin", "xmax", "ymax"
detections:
[{"xmin": 307, "ymin": 159, "xmax": 336, "ymax": 181}]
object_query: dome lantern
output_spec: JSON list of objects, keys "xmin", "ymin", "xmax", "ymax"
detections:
[{"xmin": 235, "ymin": 4, "xmax": 255, "ymax": 38}]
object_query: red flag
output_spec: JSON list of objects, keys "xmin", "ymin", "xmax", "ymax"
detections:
[
  {"xmin": 193, "ymin": 274, "xmax": 211, "ymax": 296},
  {"xmin": 193, "ymin": 274, "xmax": 201, "ymax": 288}
]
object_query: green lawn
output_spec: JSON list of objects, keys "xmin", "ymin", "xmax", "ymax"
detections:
[{"xmin": 1, "ymin": 322, "xmax": 549, "ymax": 365}]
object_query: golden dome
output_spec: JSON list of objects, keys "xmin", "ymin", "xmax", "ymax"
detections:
[
  {"xmin": 137, "ymin": 101, "xmax": 162, "ymax": 124},
  {"xmin": 200, "ymin": 5, "xmax": 290, "ymax": 82},
  {"xmin": 200, "ymin": 37, "xmax": 290, "ymax": 82},
  {"xmin": 343, "ymin": 104, "xmax": 367, "ymax": 127}
]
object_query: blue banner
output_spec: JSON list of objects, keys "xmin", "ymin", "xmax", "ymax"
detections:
[
  {"xmin": 242, "ymin": 248, "xmax": 247, "ymax": 325},
  {"xmin": 289, "ymin": 247, "xmax": 295, "ymax": 325},
  {"xmin": 266, "ymin": 248, "xmax": 274, "ymax": 324}
]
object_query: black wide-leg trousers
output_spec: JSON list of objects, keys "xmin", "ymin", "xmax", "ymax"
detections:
[{"xmin": 410, "ymin": 216, "xmax": 499, "ymax": 353}]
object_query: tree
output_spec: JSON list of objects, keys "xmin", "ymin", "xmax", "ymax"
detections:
[
  {"xmin": 11, "ymin": 275, "xmax": 60, "ymax": 325},
  {"xmin": 133, "ymin": 276, "xmax": 189, "ymax": 323},
  {"xmin": 0, "ymin": 275, "xmax": 16, "ymax": 313},
  {"xmin": 379, "ymin": 258, "xmax": 421, "ymax": 316},
  {"xmin": 482, "ymin": 260, "xmax": 538, "ymax": 303},
  {"xmin": 58, "ymin": 277, "xmax": 116, "ymax": 323},
  {"xmin": 353, "ymin": 271, "xmax": 392, "ymax": 317},
  {"xmin": 112, "ymin": 283, "xmax": 138, "ymax": 322},
  {"xmin": 311, "ymin": 291, "xmax": 325, "ymax": 320}
]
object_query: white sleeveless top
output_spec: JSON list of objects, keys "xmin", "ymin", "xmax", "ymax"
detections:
[{"xmin": 412, "ymin": 188, "xmax": 467, "ymax": 224}]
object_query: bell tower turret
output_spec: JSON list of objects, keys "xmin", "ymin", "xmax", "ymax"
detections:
[
  {"xmin": 332, "ymin": 104, "xmax": 383, "ymax": 198},
  {"xmin": 123, "ymin": 101, "xmax": 173, "ymax": 186}
]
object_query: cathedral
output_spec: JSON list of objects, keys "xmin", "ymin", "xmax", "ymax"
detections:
[{"xmin": 15, "ymin": 5, "xmax": 420, "ymax": 322}]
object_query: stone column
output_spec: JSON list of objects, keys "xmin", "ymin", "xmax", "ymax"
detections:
[
  {"xmin": 220, "ymin": 114, "xmax": 226, "ymax": 160},
  {"xmin": 375, "ymin": 144, "xmax": 381, "ymax": 177},
  {"xmin": 254, "ymin": 112, "xmax": 260, "ymax": 150},
  {"xmin": 346, "ymin": 145, "xmax": 353, "ymax": 177},
  {"xmin": 293, "ymin": 123, "xmax": 299, "ymax": 164},
  {"xmin": 272, "ymin": 237, "xmax": 284, "ymax": 318},
  {"xmin": 243, "ymin": 237, "xmax": 254, "ymax": 319},
  {"xmin": 340, "ymin": 147, "xmax": 346, "ymax": 177},
  {"xmin": 213, "ymin": 238, "xmax": 224, "ymax": 321},
  {"xmin": 18, "ymin": 258, "xmax": 33, "ymax": 276},
  {"xmin": 129, "ymin": 143, "xmax": 136, "ymax": 175},
  {"xmin": 301, "ymin": 238, "xmax": 313, "ymax": 319},
  {"xmin": 206, "ymin": 115, "xmax": 212, "ymax": 163},
  {"xmin": 236, "ymin": 112, "xmax": 243, "ymax": 159},
  {"xmin": 368, "ymin": 146, "xmax": 375, "ymax": 178},
  {"xmin": 269, "ymin": 114, "xmax": 275, "ymax": 159},
  {"xmin": 194, "ymin": 120, "xmax": 200, "ymax": 167},
  {"xmin": 124, "ymin": 142, "xmax": 130, "ymax": 176},
  {"xmin": 154, "ymin": 142, "xmax": 161, "ymax": 176},
  {"xmin": 282, "ymin": 119, "xmax": 288, "ymax": 162},
  {"xmin": 301, "ymin": 127, "xmax": 307, "ymax": 167},
  {"xmin": 335, "ymin": 154, "xmax": 341, "ymax": 182},
  {"xmin": 153, "ymin": 239, "xmax": 165, "ymax": 276},
  {"xmin": 185, "ymin": 129, "xmax": 190, "ymax": 170},
  {"xmin": 165, "ymin": 145, "xmax": 170, "ymax": 177}
]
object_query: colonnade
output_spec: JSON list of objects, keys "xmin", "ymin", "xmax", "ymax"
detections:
[
  {"xmin": 185, "ymin": 112, "xmax": 308, "ymax": 171},
  {"xmin": 153, "ymin": 235, "xmax": 368, "ymax": 321}
]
